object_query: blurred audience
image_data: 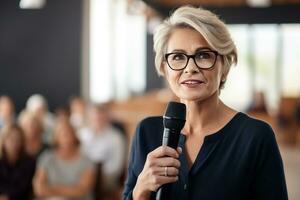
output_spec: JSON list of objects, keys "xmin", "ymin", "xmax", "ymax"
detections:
[
  {"xmin": 69, "ymin": 96, "xmax": 87, "ymax": 131},
  {"xmin": 0, "ymin": 124, "xmax": 36, "ymax": 200},
  {"xmin": 55, "ymin": 107, "xmax": 70, "ymax": 124},
  {"xmin": 33, "ymin": 121, "xmax": 95, "ymax": 200},
  {"xmin": 0, "ymin": 96, "xmax": 16, "ymax": 132},
  {"xmin": 247, "ymin": 91, "xmax": 268, "ymax": 113},
  {"xmin": 78, "ymin": 104, "xmax": 126, "ymax": 195},
  {"xmin": 18, "ymin": 111, "xmax": 49, "ymax": 159},
  {"xmin": 20, "ymin": 94, "xmax": 55, "ymax": 145}
]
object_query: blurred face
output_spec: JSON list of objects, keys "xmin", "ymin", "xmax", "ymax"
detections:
[
  {"xmin": 55, "ymin": 125, "xmax": 78, "ymax": 149},
  {"xmin": 70, "ymin": 99, "xmax": 85, "ymax": 114},
  {"xmin": 34, "ymin": 106, "xmax": 46, "ymax": 119},
  {"xmin": 22, "ymin": 118, "xmax": 42, "ymax": 139},
  {"xmin": 164, "ymin": 28, "xmax": 224, "ymax": 102},
  {"xmin": 3, "ymin": 128, "xmax": 23, "ymax": 157},
  {"xmin": 88, "ymin": 108, "xmax": 108, "ymax": 131},
  {"xmin": 0, "ymin": 97, "xmax": 14, "ymax": 118}
]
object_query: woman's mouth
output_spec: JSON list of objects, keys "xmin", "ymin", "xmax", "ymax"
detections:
[{"xmin": 181, "ymin": 79, "xmax": 204, "ymax": 86}]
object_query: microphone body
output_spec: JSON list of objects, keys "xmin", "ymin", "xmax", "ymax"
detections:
[{"xmin": 156, "ymin": 102, "xmax": 186, "ymax": 200}]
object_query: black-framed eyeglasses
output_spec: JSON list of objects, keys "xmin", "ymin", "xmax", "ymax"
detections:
[{"xmin": 165, "ymin": 50, "xmax": 219, "ymax": 71}]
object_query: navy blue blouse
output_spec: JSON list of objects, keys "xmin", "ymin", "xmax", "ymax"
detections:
[{"xmin": 122, "ymin": 112, "xmax": 288, "ymax": 200}]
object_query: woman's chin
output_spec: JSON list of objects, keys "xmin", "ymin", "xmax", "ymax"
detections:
[{"xmin": 178, "ymin": 94, "xmax": 206, "ymax": 102}]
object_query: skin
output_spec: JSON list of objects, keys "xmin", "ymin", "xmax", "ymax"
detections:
[
  {"xmin": 133, "ymin": 27, "xmax": 237, "ymax": 200},
  {"xmin": 0, "ymin": 96, "xmax": 15, "ymax": 125},
  {"xmin": 88, "ymin": 107, "xmax": 109, "ymax": 133},
  {"xmin": 3, "ymin": 128, "xmax": 22, "ymax": 164},
  {"xmin": 21, "ymin": 116, "xmax": 43, "ymax": 157}
]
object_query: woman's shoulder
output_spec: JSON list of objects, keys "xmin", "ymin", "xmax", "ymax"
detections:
[
  {"xmin": 239, "ymin": 112, "xmax": 273, "ymax": 130},
  {"xmin": 130, "ymin": 116, "xmax": 164, "ymax": 153},
  {"xmin": 235, "ymin": 112, "xmax": 275, "ymax": 140},
  {"xmin": 39, "ymin": 149, "xmax": 55, "ymax": 158},
  {"xmin": 37, "ymin": 149, "xmax": 56, "ymax": 166},
  {"xmin": 135, "ymin": 116, "xmax": 163, "ymax": 137},
  {"xmin": 138, "ymin": 116, "xmax": 163, "ymax": 131}
]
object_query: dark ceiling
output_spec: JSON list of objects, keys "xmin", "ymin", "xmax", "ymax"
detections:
[{"xmin": 141, "ymin": 0, "xmax": 300, "ymax": 24}]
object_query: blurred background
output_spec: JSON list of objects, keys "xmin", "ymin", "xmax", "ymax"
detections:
[{"xmin": 0, "ymin": 0, "xmax": 300, "ymax": 199}]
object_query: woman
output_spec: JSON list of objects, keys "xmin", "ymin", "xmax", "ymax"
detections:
[
  {"xmin": 19, "ymin": 111, "xmax": 48, "ymax": 159},
  {"xmin": 33, "ymin": 121, "xmax": 95, "ymax": 200},
  {"xmin": 78, "ymin": 103, "xmax": 126, "ymax": 198},
  {"xmin": 0, "ymin": 96, "xmax": 15, "ymax": 131},
  {"xmin": 0, "ymin": 124, "xmax": 36, "ymax": 200},
  {"xmin": 123, "ymin": 6, "xmax": 288, "ymax": 200}
]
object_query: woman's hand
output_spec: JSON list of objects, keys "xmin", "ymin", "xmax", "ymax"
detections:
[{"xmin": 132, "ymin": 146, "xmax": 182, "ymax": 200}]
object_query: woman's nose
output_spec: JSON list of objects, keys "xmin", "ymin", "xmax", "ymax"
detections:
[{"xmin": 184, "ymin": 58, "xmax": 200, "ymax": 74}]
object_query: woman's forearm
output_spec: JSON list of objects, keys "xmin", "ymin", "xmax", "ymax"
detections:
[
  {"xmin": 132, "ymin": 184, "xmax": 151, "ymax": 200},
  {"xmin": 50, "ymin": 185, "xmax": 88, "ymax": 198}
]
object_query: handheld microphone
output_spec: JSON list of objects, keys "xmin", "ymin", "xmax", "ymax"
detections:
[{"xmin": 156, "ymin": 101, "xmax": 186, "ymax": 200}]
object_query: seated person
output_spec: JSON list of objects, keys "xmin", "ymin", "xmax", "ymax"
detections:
[
  {"xmin": 19, "ymin": 111, "xmax": 48, "ymax": 159},
  {"xmin": 33, "ymin": 121, "xmax": 95, "ymax": 200},
  {"xmin": 78, "ymin": 104, "xmax": 126, "ymax": 193},
  {"xmin": 69, "ymin": 96, "xmax": 87, "ymax": 131},
  {"xmin": 247, "ymin": 91, "xmax": 268, "ymax": 113},
  {"xmin": 0, "ymin": 96, "xmax": 15, "ymax": 132},
  {"xmin": 0, "ymin": 124, "xmax": 35, "ymax": 200},
  {"xmin": 20, "ymin": 94, "xmax": 55, "ymax": 145}
]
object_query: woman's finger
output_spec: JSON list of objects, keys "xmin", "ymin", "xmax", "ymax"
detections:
[
  {"xmin": 148, "ymin": 146, "xmax": 179, "ymax": 159},
  {"xmin": 154, "ymin": 157, "xmax": 181, "ymax": 168}
]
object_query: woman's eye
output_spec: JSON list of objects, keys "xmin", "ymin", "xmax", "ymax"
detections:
[
  {"xmin": 171, "ymin": 54, "xmax": 186, "ymax": 60},
  {"xmin": 196, "ymin": 52, "xmax": 211, "ymax": 59}
]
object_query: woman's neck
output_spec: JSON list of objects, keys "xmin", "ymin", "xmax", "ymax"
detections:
[
  {"xmin": 181, "ymin": 92, "xmax": 234, "ymax": 137},
  {"xmin": 5, "ymin": 152, "xmax": 19, "ymax": 165},
  {"xmin": 25, "ymin": 138, "xmax": 42, "ymax": 156},
  {"xmin": 57, "ymin": 146, "xmax": 78, "ymax": 160}
]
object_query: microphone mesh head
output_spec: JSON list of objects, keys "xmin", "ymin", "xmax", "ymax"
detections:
[{"xmin": 164, "ymin": 101, "xmax": 186, "ymax": 120}]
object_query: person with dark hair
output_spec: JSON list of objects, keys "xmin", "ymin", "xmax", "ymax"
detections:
[
  {"xmin": 0, "ymin": 124, "xmax": 35, "ymax": 200},
  {"xmin": 33, "ymin": 121, "xmax": 95, "ymax": 200}
]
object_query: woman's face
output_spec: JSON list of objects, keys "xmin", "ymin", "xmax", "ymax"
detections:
[
  {"xmin": 3, "ymin": 128, "xmax": 23, "ymax": 157},
  {"xmin": 0, "ymin": 97, "xmax": 14, "ymax": 118},
  {"xmin": 88, "ymin": 108, "xmax": 108, "ymax": 131},
  {"xmin": 22, "ymin": 117, "xmax": 42, "ymax": 139},
  {"xmin": 164, "ymin": 28, "xmax": 224, "ymax": 103},
  {"xmin": 55, "ymin": 125, "xmax": 77, "ymax": 149}
]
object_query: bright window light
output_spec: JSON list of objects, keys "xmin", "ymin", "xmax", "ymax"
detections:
[
  {"xmin": 89, "ymin": 0, "xmax": 113, "ymax": 103},
  {"xmin": 19, "ymin": 0, "xmax": 46, "ymax": 9},
  {"xmin": 89, "ymin": 0, "xmax": 146, "ymax": 103},
  {"xmin": 281, "ymin": 24, "xmax": 300, "ymax": 97}
]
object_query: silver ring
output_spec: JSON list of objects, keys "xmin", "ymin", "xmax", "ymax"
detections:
[{"xmin": 164, "ymin": 166, "xmax": 168, "ymax": 177}]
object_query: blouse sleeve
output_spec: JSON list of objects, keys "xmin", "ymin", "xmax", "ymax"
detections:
[
  {"xmin": 122, "ymin": 123, "xmax": 139, "ymax": 200},
  {"xmin": 251, "ymin": 124, "xmax": 288, "ymax": 200}
]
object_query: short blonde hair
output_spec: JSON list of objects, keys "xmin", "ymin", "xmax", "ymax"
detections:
[{"xmin": 153, "ymin": 6, "xmax": 238, "ymax": 89}]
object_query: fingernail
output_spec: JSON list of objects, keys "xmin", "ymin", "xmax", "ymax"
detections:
[{"xmin": 178, "ymin": 147, "xmax": 182, "ymax": 154}]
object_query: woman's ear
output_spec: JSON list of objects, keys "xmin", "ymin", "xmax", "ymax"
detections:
[
  {"xmin": 161, "ymin": 63, "xmax": 168, "ymax": 77},
  {"xmin": 221, "ymin": 74, "xmax": 227, "ymax": 83}
]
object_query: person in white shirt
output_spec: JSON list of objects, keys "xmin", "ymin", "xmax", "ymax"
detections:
[
  {"xmin": 69, "ymin": 96, "xmax": 87, "ymax": 131},
  {"xmin": 78, "ymin": 103, "xmax": 126, "ymax": 193}
]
